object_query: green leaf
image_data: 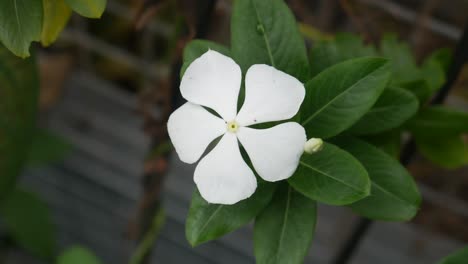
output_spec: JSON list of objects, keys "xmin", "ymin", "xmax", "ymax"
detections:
[
  {"xmin": 333, "ymin": 137, "xmax": 421, "ymax": 221},
  {"xmin": 301, "ymin": 57, "xmax": 390, "ymax": 138},
  {"xmin": 57, "ymin": 246, "xmax": 102, "ymax": 264},
  {"xmin": 425, "ymin": 48, "xmax": 452, "ymax": 74},
  {"xmin": 407, "ymin": 106, "xmax": 468, "ymax": 136},
  {"xmin": 379, "ymin": 34, "xmax": 421, "ymax": 84},
  {"xmin": 64, "ymin": 0, "xmax": 106, "ymax": 18},
  {"xmin": 0, "ymin": 0, "xmax": 43, "ymax": 58},
  {"xmin": 288, "ymin": 142, "xmax": 370, "ymax": 205},
  {"xmin": 363, "ymin": 129, "xmax": 401, "ymax": 158},
  {"xmin": 231, "ymin": 0, "xmax": 310, "ymax": 82},
  {"xmin": 437, "ymin": 247, "xmax": 468, "ymax": 264},
  {"xmin": 399, "ymin": 79, "xmax": 432, "ymax": 104},
  {"xmin": 27, "ymin": 128, "xmax": 72, "ymax": 166},
  {"xmin": 415, "ymin": 135, "xmax": 468, "ymax": 169},
  {"xmin": 180, "ymin": 40, "xmax": 230, "ymax": 78},
  {"xmin": 41, "ymin": 0, "xmax": 71, "ymax": 46},
  {"xmin": 421, "ymin": 54, "xmax": 446, "ymax": 94},
  {"xmin": 186, "ymin": 183, "xmax": 276, "ymax": 246},
  {"xmin": 0, "ymin": 189, "xmax": 55, "ymax": 258},
  {"xmin": 0, "ymin": 45, "xmax": 39, "ymax": 197},
  {"xmin": 254, "ymin": 185, "xmax": 316, "ymax": 264},
  {"xmin": 349, "ymin": 87, "xmax": 419, "ymax": 135},
  {"xmin": 309, "ymin": 32, "xmax": 376, "ymax": 77}
]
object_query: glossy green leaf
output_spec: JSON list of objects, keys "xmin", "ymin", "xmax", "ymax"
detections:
[
  {"xmin": 0, "ymin": 0, "xmax": 43, "ymax": 58},
  {"xmin": 180, "ymin": 40, "xmax": 230, "ymax": 78},
  {"xmin": 407, "ymin": 106, "xmax": 468, "ymax": 136},
  {"xmin": 420, "ymin": 48, "xmax": 452, "ymax": 95},
  {"xmin": 288, "ymin": 142, "xmax": 370, "ymax": 205},
  {"xmin": 57, "ymin": 246, "xmax": 102, "ymax": 264},
  {"xmin": 27, "ymin": 128, "xmax": 72, "ymax": 166},
  {"xmin": 64, "ymin": 0, "xmax": 106, "ymax": 18},
  {"xmin": 41, "ymin": 0, "xmax": 71, "ymax": 46},
  {"xmin": 350, "ymin": 87, "xmax": 419, "ymax": 135},
  {"xmin": 301, "ymin": 57, "xmax": 390, "ymax": 138},
  {"xmin": 415, "ymin": 135, "xmax": 468, "ymax": 169},
  {"xmin": 334, "ymin": 137, "xmax": 421, "ymax": 221},
  {"xmin": 0, "ymin": 189, "xmax": 55, "ymax": 258},
  {"xmin": 0, "ymin": 45, "xmax": 39, "ymax": 197},
  {"xmin": 380, "ymin": 34, "xmax": 421, "ymax": 84},
  {"xmin": 254, "ymin": 185, "xmax": 316, "ymax": 264},
  {"xmin": 231, "ymin": 0, "xmax": 309, "ymax": 82},
  {"xmin": 186, "ymin": 183, "xmax": 275, "ymax": 246},
  {"xmin": 309, "ymin": 32, "xmax": 376, "ymax": 77},
  {"xmin": 437, "ymin": 247, "xmax": 468, "ymax": 264}
]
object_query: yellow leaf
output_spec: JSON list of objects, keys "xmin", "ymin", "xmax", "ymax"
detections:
[{"xmin": 41, "ymin": 0, "xmax": 72, "ymax": 47}]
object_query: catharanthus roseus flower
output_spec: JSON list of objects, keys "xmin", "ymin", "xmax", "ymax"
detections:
[{"xmin": 168, "ymin": 50, "xmax": 306, "ymax": 205}]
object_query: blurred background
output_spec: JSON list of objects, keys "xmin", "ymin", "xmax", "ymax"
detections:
[{"xmin": 3, "ymin": 0, "xmax": 468, "ymax": 263}]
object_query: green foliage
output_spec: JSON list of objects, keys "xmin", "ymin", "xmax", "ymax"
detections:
[
  {"xmin": 407, "ymin": 106, "xmax": 468, "ymax": 136},
  {"xmin": 231, "ymin": 0, "xmax": 310, "ymax": 82},
  {"xmin": 288, "ymin": 142, "xmax": 370, "ymax": 205},
  {"xmin": 0, "ymin": 0, "xmax": 43, "ymax": 58},
  {"xmin": 64, "ymin": 0, "xmax": 106, "ymax": 19},
  {"xmin": 254, "ymin": 185, "xmax": 316, "ymax": 264},
  {"xmin": 186, "ymin": 183, "xmax": 276, "ymax": 246},
  {"xmin": 57, "ymin": 246, "xmax": 102, "ymax": 264},
  {"xmin": 0, "ymin": 189, "xmax": 55, "ymax": 259},
  {"xmin": 27, "ymin": 128, "xmax": 72, "ymax": 167},
  {"xmin": 334, "ymin": 137, "xmax": 421, "ymax": 221},
  {"xmin": 437, "ymin": 247, "xmax": 468, "ymax": 264},
  {"xmin": 41, "ymin": 0, "xmax": 72, "ymax": 46},
  {"xmin": 309, "ymin": 33, "xmax": 376, "ymax": 77},
  {"xmin": 415, "ymin": 135, "xmax": 468, "ymax": 169},
  {"xmin": 349, "ymin": 87, "xmax": 419, "ymax": 135},
  {"xmin": 301, "ymin": 57, "xmax": 390, "ymax": 138},
  {"xmin": 0, "ymin": 45, "xmax": 39, "ymax": 197},
  {"xmin": 0, "ymin": 0, "xmax": 106, "ymax": 56}
]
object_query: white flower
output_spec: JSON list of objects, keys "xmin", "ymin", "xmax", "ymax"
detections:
[{"xmin": 167, "ymin": 50, "xmax": 306, "ymax": 205}]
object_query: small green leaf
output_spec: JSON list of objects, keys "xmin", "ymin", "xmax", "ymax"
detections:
[
  {"xmin": 437, "ymin": 246, "xmax": 468, "ymax": 264},
  {"xmin": 407, "ymin": 106, "xmax": 468, "ymax": 136},
  {"xmin": 415, "ymin": 135, "xmax": 468, "ymax": 169},
  {"xmin": 27, "ymin": 128, "xmax": 72, "ymax": 167},
  {"xmin": 64, "ymin": 0, "xmax": 106, "ymax": 18},
  {"xmin": 380, "ymin": 34, "xmax": 421, "ymax": 84},
  {"xmin": 333, "ymin": 137, "xmax": 421, "ymax": 221},
  {"xmin": 350, "ymin": 87, "xmax": 419, "ymax": 135},
  {"xmin": 231, "ymin": 0, "xmax": 310, "ymax": 82},
  {"xmin": 309, "ymin": 32, "xmax": 376, "ymax": 77},
  {"xmin": 41, "ymin": 0, "xmax": 71, "ymax": 46},
  {"xmin": 288, "ymin": 142, "xmax": 370, "ymax": 205},
  {"xmin": 399, "ymin": 79, "xmax": 432, "ymax": 104},
  {"xmin": 0, "ymin": 45, "xmax": 39, "ymax": 197},
  {"xmin": 421, "ymin": 55, "xmax": 446, "ymax": 94},
  {"xmin": 0, "ymin": 189, "xmax": 55, "ymax": 258},
  {"xmin": 0, "ymin": 0, "xmax": 43, "ymax": 57},
  {"xmin": 425, "ymin": 48, "xmax": 452, "ymax": 74},
  {"xmin": 57, "ymin": 246, "xmax": 102, "ymax": 264},
  {"xmin": 181, "ymin": 40, "xmax": 230, "ymax": 78},
  {"xmin": 301, "ymin": 57, "xmax": 390, "ymax": 139},
  {"xmin": 254, "ymin": 184, "xmax": 316, "ymax": 264},
  {"xmin": 186, "ymin": 183, "xmax": 276, "ymax": 246}
]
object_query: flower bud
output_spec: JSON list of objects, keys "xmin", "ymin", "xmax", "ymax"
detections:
[{"xmin": 304, "ymin": 138, "xmax": 323, "ymax": 154}]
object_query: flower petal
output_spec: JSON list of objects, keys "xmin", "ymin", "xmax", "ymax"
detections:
[
  {"xmin": 180, "ymin": 50, "xmax": 241, "ymax": 121},
  {"xmin": 167, "ymin": 102, "xmax": 226, "ymax": 164},
  {"xmin": 236, "ymin": 64, "xmax": 305, "ymax": 126},
  {"xmin": 237, "ymin": 122, "xmax": 306, "ymax": 182},
  {"xmin": 194, "ymin": 133, "xmax": 257, "ymax": 204}
]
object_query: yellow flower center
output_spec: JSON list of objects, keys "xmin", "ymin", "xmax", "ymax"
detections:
[{"xmin": 227, "ymin": 121, "xmax": 239, "ymax": 133}]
